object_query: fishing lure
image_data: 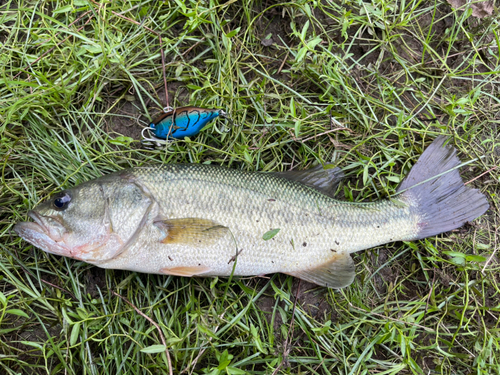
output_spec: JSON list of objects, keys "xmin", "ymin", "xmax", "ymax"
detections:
[{"xmin": 142, "ymin": 106, "xmax": 225, "ymax": 141}]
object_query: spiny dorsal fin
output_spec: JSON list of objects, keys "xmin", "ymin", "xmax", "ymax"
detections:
[
  {"xmin": 286, "ymin": 252, "xmax": 355, "ymax": 288},
  {"xmin": 154, "ymin": 218, "xmax": 229, "ymax": 246},
  {"xmin": 273, "ymin": 164, "xmax": 344, "ymax": 198}
]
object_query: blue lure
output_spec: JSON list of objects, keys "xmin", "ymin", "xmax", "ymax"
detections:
[{"xmin": 149, "ymin": 107, "xmax": 223, "ymax": 139}]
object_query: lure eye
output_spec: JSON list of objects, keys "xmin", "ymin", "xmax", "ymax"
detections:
[{"xmin": 52, "ymin": 193, "xmax": 71, "ymax": 211}]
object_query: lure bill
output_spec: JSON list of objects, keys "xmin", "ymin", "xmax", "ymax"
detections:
[
  {"xmin": 142, "ymin": 107, "xmax": 231, "ymax": 147},
  {"xmin": 14, "ymin": 137, "xmax": 489, "ymax": 288}
]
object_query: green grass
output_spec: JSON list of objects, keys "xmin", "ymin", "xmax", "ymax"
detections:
[{"xmin": 1, "ymin": 0, "xmax": 499, "ymax": 374}]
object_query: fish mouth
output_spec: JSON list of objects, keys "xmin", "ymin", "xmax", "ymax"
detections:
[
  {"xmin": 13, "ymin": 211, "xmax": 48, "ymax": 238},
  {"xmin": 27, "ymin": 210, "xmax": 49, "ymax": 233},
  {"xmin": 14, "ymin": 211, "xmax": 71, "ymax": 257}
]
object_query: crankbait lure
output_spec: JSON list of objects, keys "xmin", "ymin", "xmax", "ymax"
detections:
[
  {"xmin": 153, "ymin": 107, "xmax": 222, "ymax": 138},
  {"xmin": 141, "ymin": 106, "xmax": 227, "ymax": 144}
]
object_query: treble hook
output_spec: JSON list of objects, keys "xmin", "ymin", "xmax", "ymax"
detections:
[
  {"xmin": 219, "ymin": 110, "xmax": 239, "ymax": 133},
  {"xmin": 140, "ymin": 127, "xmax": 168, "ymax": 149}
]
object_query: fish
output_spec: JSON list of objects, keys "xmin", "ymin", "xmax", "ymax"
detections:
[
  {"xmin": 148, "ymin": 107, "xmax": 222, "ymax": 139},
  {"xmin": 14, "ymin": 137, "xmax": 489, "ymax": 288}
]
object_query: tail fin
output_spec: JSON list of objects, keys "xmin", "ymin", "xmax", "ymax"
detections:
[{"xmin": 398, "ymin": 136, "xmax": 489, "ymax": 240}]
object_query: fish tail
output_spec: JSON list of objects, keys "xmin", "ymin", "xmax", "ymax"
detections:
[{"xmin": 397, "ymin": 136, "xmax": 489, "ymax": 240}]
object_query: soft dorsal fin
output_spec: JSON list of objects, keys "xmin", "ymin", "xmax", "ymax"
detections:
[
  {"xmin": 285, "ymin": 252, "xmax": 355, "ymax": 288},
  {"xmin": 273, "ymin": 164, "xmax": 344, "ymax": 198},
  {"xmin": 154, "ymin": 218, "xmax": 229, "ymax": 246}
]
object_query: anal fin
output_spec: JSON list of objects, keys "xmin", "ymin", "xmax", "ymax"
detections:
[{"xmin": 286, "ymin": 253, "xmax": 355, "ymax": 288}]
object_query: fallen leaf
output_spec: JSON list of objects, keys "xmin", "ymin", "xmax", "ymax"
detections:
[
  {"xmin": 263, "ymin": 228, "xmax": 280, "ymax": 240},
  {"xmin": 446, "ymin": 0, "xmax": 494, "ymax": 18},
  {"xmin": 261, "ymin": 37, "xmax": 273, "ymax": 47}
]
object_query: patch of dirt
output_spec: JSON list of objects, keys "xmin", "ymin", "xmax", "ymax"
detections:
[
  {"xmin": 255, "ymin": 3, "xmax": 295, "ymax": 49},
  {"xmin": 153, "ymin": 81, "xmax": 191, "ymax": 108},
  {"xmin": 414, "ymin": 333, "xmax": 438, "ymax": 372},
  {"xmin": 256, "ymin": 276, "xmax": 333, "ymax": 343},
  {"xmin": 251, "ymin": 3, "xmax": 298, "ymax": 86},
  {"xmin": 102, "ymin": 81, "xmax": 190, "ymax": 142},
  {"xmin": 256, "ymin": 294, "xmax": 281, "ymax": 332},
  {"xmin": 292, "ymin": 279, "xmax": 333, "ymax": 321},
  {"xmin": 9, "ymin": 317, "xmax": 63, "ymax": 374},
  {"xmin": 85, "ymin": 267, "xmax": 106, "ymax": 299},
  {"xmin": 106, "ymin": 100, "xmax": 144, "ymax": 141},
  {"xmin": 371, "ymin": 248, "xmax": 397, "ymax": 294}
]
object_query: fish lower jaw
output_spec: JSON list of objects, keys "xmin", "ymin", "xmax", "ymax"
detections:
[
  {"xmin": 14, "ymin": 222, "xmax": 74, "ymax": 258},
  {"xmin": 28, "ymin": 211, "xmax": 69, "ymax": 243}
]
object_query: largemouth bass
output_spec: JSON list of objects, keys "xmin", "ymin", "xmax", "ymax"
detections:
[{"xmin": 14, "ymin": 137, "xmax": 489, "ymax": 288}]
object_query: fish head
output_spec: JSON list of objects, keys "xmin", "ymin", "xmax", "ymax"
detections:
[{"xmin": 14, "ymin": 181, "xmax": 124, "ymax": 263}]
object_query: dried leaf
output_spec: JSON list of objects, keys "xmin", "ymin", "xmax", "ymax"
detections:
[
  {"xmin": 446, "ymin": 0, "xmax": 494, "ymax": 18},
  {"xmin": 261, "ymin": 37, "xmax": 273, "ymax": 47}
]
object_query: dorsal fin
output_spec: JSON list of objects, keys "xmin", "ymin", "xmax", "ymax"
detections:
[{"xmin": 273, "ymin": 164, "xmax": 344, "ymax": 198}]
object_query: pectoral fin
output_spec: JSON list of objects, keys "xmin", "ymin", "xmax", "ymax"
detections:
[
  {"xmin": 154, "ymin": 217, "xmax": 229, "ymax": 246},
  {"xmin": 286, "ymin": 252, "xmax": 355, "ymax": 288},
  {"xmin": 160, "ymin": 266, "xmax": 211, "ymax": 277}
]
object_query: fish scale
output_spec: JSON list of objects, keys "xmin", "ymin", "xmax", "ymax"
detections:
[{"xmin": 96, "ymin": 164, "xmax": 418, "ymax": 276}]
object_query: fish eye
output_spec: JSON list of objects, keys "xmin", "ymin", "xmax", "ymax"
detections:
[{"xmin": 53, "ymin": 193, "xmax": 71, "ymax": 211}]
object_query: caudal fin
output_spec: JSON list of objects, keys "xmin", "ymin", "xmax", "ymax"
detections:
[{"xmin": 398, "ymin": 136, "xmax": 489, "ymax": 240}]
